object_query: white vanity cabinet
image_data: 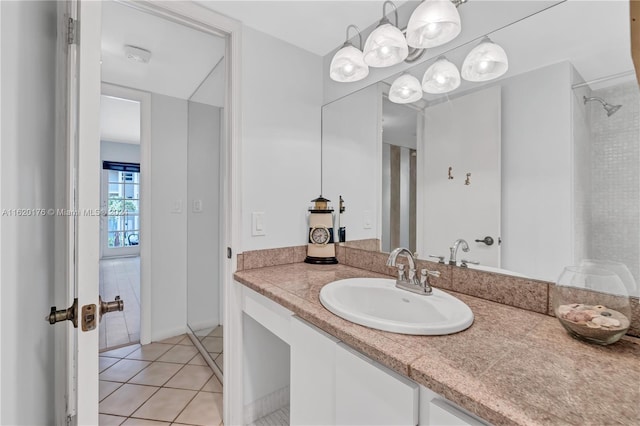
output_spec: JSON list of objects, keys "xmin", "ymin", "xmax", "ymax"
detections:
[
  {"xmin": 290, "ymin": 317, "xmax": 339, "ymax": 425},
  {"xmin": 335, "ymin": 342, "xmax": 419, "ymax": 425},
  {"xmin": 419, "ymin": 386, "xmax": 488, "ymax": 426},
  {"xmin": 241, "ymin": 285, "xmax": 489, "ymax": 426}
]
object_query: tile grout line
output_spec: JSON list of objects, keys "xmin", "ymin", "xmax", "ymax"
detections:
[{"xmin": 100, "ymin": 338, "xmax": 222, "ymax": 425}]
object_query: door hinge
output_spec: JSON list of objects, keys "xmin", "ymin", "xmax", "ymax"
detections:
[{"xmin": 67, "ymin": 17, "xmax": 77, "ymax": 45}]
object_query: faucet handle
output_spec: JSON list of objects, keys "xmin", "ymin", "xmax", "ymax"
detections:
[
  {"xmin": 397, "ymin": 264, "xmax": 406, "ymax": 281},
  {"xmin": 421, "ymin": 268, "xmax": 441, "ymax": 278},
  {"xmin": 428, "ymin": 254, "xmax": 445, "ymax": 264},
  {"xmin": 419, "ymin": 269, "xmax": 438, "ymax": 294},
  {"xmin": 460, "ymin": 259, "xmax": 480, "ymax": 268},
  {"xmin": 408, "ymin": 268, "xmax": 417, "ymax": 281}
]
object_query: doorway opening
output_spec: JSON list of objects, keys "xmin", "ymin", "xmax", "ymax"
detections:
[
  {"xmin": 99, "ymin": 94, "xmax": 142, "ymax": 351},
  {"xmin": 97, "ymin": 1, "xmax": 228, "ymax": 424}
]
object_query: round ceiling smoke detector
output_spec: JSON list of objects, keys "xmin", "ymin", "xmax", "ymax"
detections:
[{"xmin": 124, "ymin": 45, "xmax": 152, "ymax": 63}]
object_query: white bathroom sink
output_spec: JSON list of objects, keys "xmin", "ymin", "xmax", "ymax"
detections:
[{"xmin": 319, "ymin": 278, "xmax": 474, "ymax": 335}]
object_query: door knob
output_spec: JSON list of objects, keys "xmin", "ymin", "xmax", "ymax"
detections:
[
  {"xmin": 475, "ymin": 236, "xmax": 494, "ymax": 246},
  {"xmin": 45, "ymin": 298, "xmax": 78, "ymax": 328},
  {"xmin": 100, "ymin": 295, "xmax": 124, "ymax": 318}
]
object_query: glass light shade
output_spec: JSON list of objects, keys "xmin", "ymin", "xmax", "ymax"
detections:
[
  {"xmin": 405, "ymin": 0, "xmax": 461, "ymax": 48},
  {"xmin": 422, "ymin": 57, "xmax": 460, "ymax": 94},
  {"xmin": 363, "ymin": 23, "xmax": 408, "ymax": 68},
  {"xmin": 389, "ymin": 74, "xmax": 422, "ymax": 104},
  {"xmin": 330, "ymin": 44, "xmax": 369, "ymax": 82},
  {"xmin": 461, "ymin": 38, "xmax": 508, "ymax": 82}
]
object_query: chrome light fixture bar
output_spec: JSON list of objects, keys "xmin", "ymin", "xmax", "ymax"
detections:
[
  {"xmin": 363, "ymin": 1, "xmax": 408, "ymax": 68},
  {"xmin": 330, "ymin": 25, "xmax": 369, "ymax": 82}
]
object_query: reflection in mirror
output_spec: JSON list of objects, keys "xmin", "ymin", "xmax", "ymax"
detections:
[
  {"xmin": 187, "ymin": 97, "xmax": 224, "ymax": 374},
  {"xmin": 381, "ymin": 97, "xmax": 417, "ymax": 254},
  {"xmin": 187, "ymin": 51, "xmax": 226, "ymax": 375},
  {"xmin": 322, "ymin": 0, "xmax": 639, "ymax": 294}
]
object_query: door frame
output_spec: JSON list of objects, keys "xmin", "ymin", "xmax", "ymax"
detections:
[
  {"xmin": 74, "ymin": 2, "xmax": 243, "ymax": 425},
  {"xmin": 100, "ymin": 83, "xmax": 152, "ymax": 345}
]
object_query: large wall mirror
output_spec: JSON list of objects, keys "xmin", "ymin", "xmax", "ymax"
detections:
[{"xmin": 322, "ymin": 0, "xmax": 640, "ymax": 296}]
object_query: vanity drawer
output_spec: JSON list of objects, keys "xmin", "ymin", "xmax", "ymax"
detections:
[{"xmin": 241, "ymin": 285, "xmax": 293, "ymax": 344}]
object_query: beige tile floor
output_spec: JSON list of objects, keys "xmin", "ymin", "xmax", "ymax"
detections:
[
  {"xmin": 100, "ymin": 257, "xmax": 141, "ymax": 350},
  {"xmin": 99, "ymin": 334, "xmax": 223, "ymax": 426}
]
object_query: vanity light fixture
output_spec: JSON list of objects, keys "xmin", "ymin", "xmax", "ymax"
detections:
[
  {"xmin": 461, "ymin": 36, "xmax": 508, "ymax": 82},
  {"xmin": 422, "ymin": 56, "xmax": 461, "ymax": 94},
  {"xmin": 329, "ymin": 25, "xmax": 369, "ymax": 83},
  {"xmin": 389, "ymin": 74, "xmax": 423, "ymax": 104},
  {"xmin": 363, "ymin": 1, "xmax": 408, "ymax": 68},
  {"xmin": 405, "ymin": 0, "xmax": 465, "ymax": 49}
]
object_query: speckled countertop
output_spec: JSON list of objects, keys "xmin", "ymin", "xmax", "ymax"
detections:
[{"xmin": 234, "ymin": 263, "xmax": 640, "ymax": 426}]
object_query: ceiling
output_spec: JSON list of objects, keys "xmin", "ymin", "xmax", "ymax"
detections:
[
  {"xmin": 196, "ymin": 1, "xmax": 413, "ymax": 56},
  {"xmin": 100, "ymin": 95, "xmax": 141, "ymax": 144},
  {"xmin": 101, "ymin": 0, "xmax": 226, "ymax": 103}
]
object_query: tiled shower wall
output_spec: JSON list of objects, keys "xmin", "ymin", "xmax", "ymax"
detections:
[{"xmin": 587, "ymin": 81, "xmax": 640, "ymax": 294}]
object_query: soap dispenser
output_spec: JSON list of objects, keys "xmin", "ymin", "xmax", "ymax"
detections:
[{"xmin": 304, "ymin": 195, "xmax": 338, "ymax": 264}]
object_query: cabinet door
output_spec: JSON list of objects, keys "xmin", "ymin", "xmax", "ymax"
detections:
[
  {"xmin": 335, "ymin": 343, "xmax": 419, "ymax": 425},
  {"xmin": 419, "ymin": 385, "xmax": 488, "ymax": 426},
  {"xmin": 290, "ymin": 316, "xmax": 339, "ymax": 426}
]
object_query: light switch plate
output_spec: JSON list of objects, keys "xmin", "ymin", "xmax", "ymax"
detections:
[
  {"xmin": 252, "ymin": 212, "xmax": 266, "ymax": 236},
  {"xmin": 172, "ymin": 199, "xmax": 182, "ymax": 214},
  {"xmin": 363, "ymin": 210, "xmax": 373, "ymax": 229},
  {"xmin": 193, "ymin": 199, "xmax": 203, "ymax": 213}
]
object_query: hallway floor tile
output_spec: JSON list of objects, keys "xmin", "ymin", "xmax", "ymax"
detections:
[{"xmin": 99, "ymin": 335, "xmax": 222, "ymax": 426}]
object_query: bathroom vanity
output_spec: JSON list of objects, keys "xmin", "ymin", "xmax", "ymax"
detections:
[{"xmin": 235, "ymin": 262, "xmax": 640, "ymax": 426}]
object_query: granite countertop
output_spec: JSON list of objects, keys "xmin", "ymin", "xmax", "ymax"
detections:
[{"xmin": 234, "ymin": 263, "xmax": 640, "ymax": 426}]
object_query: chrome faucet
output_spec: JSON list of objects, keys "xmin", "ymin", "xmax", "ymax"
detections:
[
  {"xmin": 387, "ymin": 247, "xmax": 418, "ymax": 283},
  {"xmin": 386, "ymin": 247, "xmax": 439, "ymax": 295},
  {"xmin": 449, "ymin": 239, "xmax": 470, "ymax": 265}
]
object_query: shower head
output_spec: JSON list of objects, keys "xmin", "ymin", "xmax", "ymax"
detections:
[
  {"xmin": 583, "ymin": 96, "xmax": 623, "ymax": 117},
  {"xmin": 603, "ymin": 103, "xmax": 622, "ymax": 117}
]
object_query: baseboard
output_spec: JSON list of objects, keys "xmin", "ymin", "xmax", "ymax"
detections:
[
  {"xmin": 243, "ymin": 386, "xmax": 290, "ymax": 424},
  {"xmin": 151, "ymin": 326, "xmax": 188, "ymax": 343},
  {"xmin": 188, "ymin": 319, "xmax": 220, "ymax": 333}
]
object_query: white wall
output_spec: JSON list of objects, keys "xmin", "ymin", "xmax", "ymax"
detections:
[
  {"xmin": 420, "ymin": 86, "xmax": 502, "ymax": 267},
  {"xmin": 150, "ymin": 93, "xmax": 189, "ymax": 341},
  {"xmin": 501, "ymin": 62, "xmax": 573, "ymax": 281},
  {"xmin": 241, "ymin": 26, "xmax": 323, "ymax": 251},
  {"xmin": 243, "ymin": 314, "xmax": 290, "ymax": 408},
  {"xmin": 1, "ymin": 1, "xmax": 57, "ymax": 423},
  {"xmin": 572, "ymin": 68, "xmax": 592, "ymax": 273},
  {"xmin": 187, "ymin": 101, "xmax": 221, "ymax": 330},
  {"xmin": 322, "ymin": 83, "xmax": 381, "ymax": 243},
  {"xmin": 101, "ymin": 140, "xmax": 141, "ymax": 164}
]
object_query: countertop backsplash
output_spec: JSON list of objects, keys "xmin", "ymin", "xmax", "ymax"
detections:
[{"xmin": 236, "ymin": 243, "xmax": 640, "ymax": 338}]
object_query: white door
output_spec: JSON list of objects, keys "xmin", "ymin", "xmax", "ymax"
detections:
[
  {"xmin": 51, "ymin": 2, "xmax": 103, "ymax": 424},
  {"xmin": 53, "ymin": 2, "xmax": 241, "ymax": 424}
]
